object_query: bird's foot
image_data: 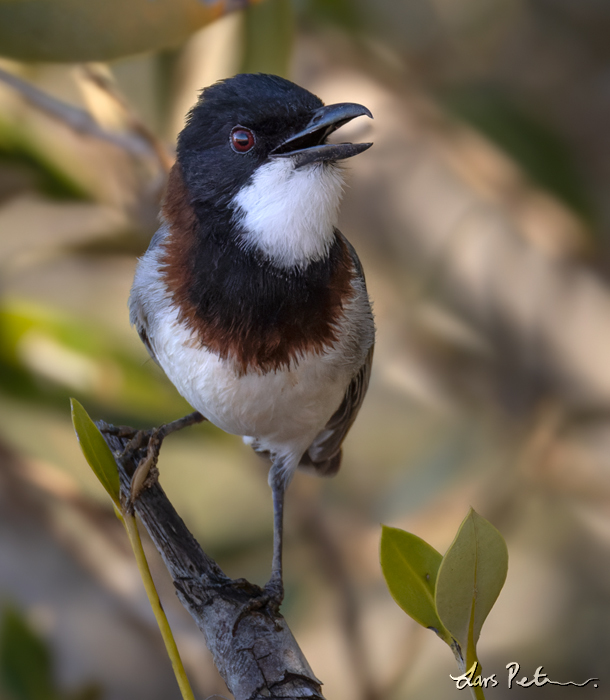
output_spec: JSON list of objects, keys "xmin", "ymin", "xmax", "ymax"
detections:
[
  {"xmin": 112, "ymin": 413, "xmax": 205, "ymax": 511},
  {"xmin": 262, "ymin": 576, "xmax": 284, "ymax": 616},
  {"xmin": 128, "ymin": 428, "xmax": 162, "ymax": 505},
  {"xmin": 114, "ymin": 428, "xmax": 161, "ymax": 511},
  {"xmin": 156, "ymin": 411, "xmax": 206, "ymax": 440},
  {"xmin": 231, "ymin": 577, "xmax": 284, "ymax": 635},
  {"xmin": 99, "ymin": 423, "xmax": 140, "ymax": 440}
]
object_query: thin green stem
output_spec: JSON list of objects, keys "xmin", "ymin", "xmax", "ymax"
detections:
[
  {"xmin": 122, "ymin": 513, "xmax": 196, "ymax": 700},
  {"xmin": 470, "ymin": 679, "xmax": 486, "ymax": 700},
  {"xmin": 450, "ymin": 643, "xmax": 486, "ymax": 700},
  {"xmin": 467, "ymin": 650, "xmax": 486, "ymax": 700}
]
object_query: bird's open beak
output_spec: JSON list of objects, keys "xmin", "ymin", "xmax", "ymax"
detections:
[{"xmin": 270, "ymin": 103, "xmax": 373, "ymax": 169}]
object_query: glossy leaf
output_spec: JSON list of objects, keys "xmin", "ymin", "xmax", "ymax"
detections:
[
  {"xmin": 0, "ymin": 0, "xmax": 261, "ymax": 62},
  {"xmin": 71, "ymin": 398, "xmax": 120, "ymax": 507},
  {"xmin": 380, "ymin": 525, "xmax": 452, "ymax": 643},
  {"xmin": 435, "ymin": 509, "xmax": 508, "ymax": 664}
]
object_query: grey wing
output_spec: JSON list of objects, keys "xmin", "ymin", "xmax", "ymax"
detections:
[
  {"xmin": 300, "ymin": 344, "xmax": 374, "ymax": 477},
  {"xmin": 128, "ymin": 224, "xmax": 170, "ymax": 366},
  {"xmin": 129, "ymin": 278, "xmax": 160, "ymax": 365},
  {"xmin": 135, "ymin": 321, "xmax": 158, "ymax": 365}
]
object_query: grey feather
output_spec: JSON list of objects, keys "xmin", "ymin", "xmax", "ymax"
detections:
[
  {"xmin": 300, "ymin": 335, "xmax": 374, "ymax": 477},
  {"xmin": 129, "ymin": 223, "xmax": 172, "ymax": 366},
  {"xmin": 298, "ymin": 229, "xmax": 374, "ymax": 476}
]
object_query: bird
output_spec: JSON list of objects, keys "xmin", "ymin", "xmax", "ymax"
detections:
[{"xmin": 129, "ymin": 73, "xmax": 375, "ymax": 609}]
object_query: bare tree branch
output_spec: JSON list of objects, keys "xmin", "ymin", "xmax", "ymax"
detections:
[
  {"xmin": 98, "ymin": 421, "xmax": 325, "ymax": 700},
  {"xmin": 80, "ymin": 64, "xmax": 174, "ymax": 173},
  {"xmin": 0, "ymin": 66, "xmax": 156, "ymax": 161}
]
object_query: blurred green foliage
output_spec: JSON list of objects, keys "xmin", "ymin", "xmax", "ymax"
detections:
[
  {"xmin": 0, "ymin": 606, "xmax": 100, "ymax": 700},
  {"xmin": 0, "ymin": 0, "xmax": 258, "ymax": 62},
  {"xmin": 242, "ymin": 0, "xmax": 295, "ymax": 77},
  {"xmin": 443, "ymin": 86, "xmax": 595, "ymax": 222},
  {"xmin": 298, "ymin": 0, "xmax": 362, "ymax": 31},
  {"xmin": 0, "ymin": 606, "xmax": 56, "ymax": 700},
  {"xmin": 0, "ymin": 299, "xmax": 192, "ymax": 425},
  {"xmin": 0, "ymin": 118, "xmax": 89, "ymax": 201}
]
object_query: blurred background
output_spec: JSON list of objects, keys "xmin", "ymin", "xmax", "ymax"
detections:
[{"xmin": 1, "ymin": 0, "xmax": 609, "ymax": 698}]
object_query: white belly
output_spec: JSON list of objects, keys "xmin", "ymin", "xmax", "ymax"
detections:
[{"xmin": 151, "ymin": 308, "xmax": 353, "ymax": 461}]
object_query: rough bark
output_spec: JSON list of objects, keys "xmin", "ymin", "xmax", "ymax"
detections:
[{"xmin": 98, "ymin": 422, "xmax": 324, "ymax": 700}]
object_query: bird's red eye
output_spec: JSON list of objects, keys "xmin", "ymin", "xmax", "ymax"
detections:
[{"xmin": 230, "ymin": 127, "xmax": 255, "ymax": 153}]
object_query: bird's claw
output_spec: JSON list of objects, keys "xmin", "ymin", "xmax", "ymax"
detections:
[
  {"xmin": 113, "ymin": 413, "xmax": 205, "ymax": 512},
  {"xmin": 127, "ymin": 429, "xmax": 162, "ymax": 507},
  {"xmin": 231, "ymin": 578, "xmax": 284, "ymax": 635},
  {"xmin": 99, "ymin": 423, "xmax": 140, "ymax": 439},
  {"xmin": 262, "ymin": 577, "xmax": 284, "ymax": 616},
  {"xmin": 113, "ymin": 428, "xmax": 161, "ymax": 512}
]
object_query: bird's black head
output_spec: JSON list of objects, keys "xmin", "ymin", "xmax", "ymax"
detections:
[
  {"xmin": 174, "ymin": 73, "xmax": 372, "ymax": 269},
  {"xmin": 177, "ymin": 73, "xmax": 371, "ymax": 206}
]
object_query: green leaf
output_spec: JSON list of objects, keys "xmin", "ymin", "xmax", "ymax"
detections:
[
  {"xmin": 0, "ymin": 0, "xmax": 258, "ymax": 62},
  {"xmin": 435, "ymin": 509, "xmax": 508, "ymax": 665},
  {"xmin": 380, "ymin": 525, "xmax": 452, "ymax": 643},
  {"xmin": 0, "ymin": 606, "xmax": 57, "ymax": 700},
  {"xmin": 70, "ymin": 398, "xmax": 120, "ymax": 507}
]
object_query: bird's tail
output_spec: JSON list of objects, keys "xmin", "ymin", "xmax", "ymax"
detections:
[{"xmin": 297, "ymin": 449, "xmax": 343, "ymax": 478}]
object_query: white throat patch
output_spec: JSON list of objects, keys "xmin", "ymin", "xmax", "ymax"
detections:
[{"xmin": 231, "ymin": 158, "xmax": 345, "ymax": 269}]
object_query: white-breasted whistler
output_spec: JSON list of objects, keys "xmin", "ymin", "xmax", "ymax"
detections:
[{"xmin": 130, "ymin": 73, "xmax": 375, "ymax": 610}]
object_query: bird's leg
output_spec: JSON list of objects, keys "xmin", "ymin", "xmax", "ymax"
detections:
[
  {"xmin": 265, "ymin": 477, "xmax": 285, "ymax": 606},
  {"xmin": 127, "ymin": 411, "xmax": 206, "ymax": 504},
  {"xmin": 258, "ymin": 461, "xmax": 290, "ymax": 615},
  {"xmin": 231, "ymin": 468, "xmax": 286, "ymax": 632},
  {"xmin": 155, "ymin": 411, "xmax": 206, "ymax": 440}
]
